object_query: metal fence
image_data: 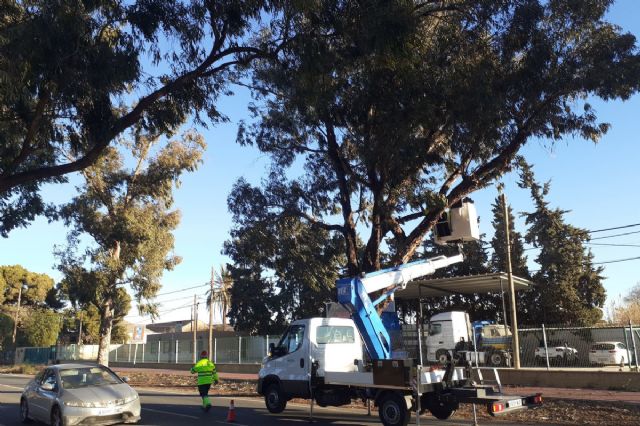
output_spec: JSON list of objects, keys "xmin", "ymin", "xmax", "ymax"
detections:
[
  {"xmin": 10, "ymin": 321, "xmax": 640, "ymax": 371},
  {"xmin": 401, "ymin": 322, "xmax": 640, "ymax": 370},
  {"xmin": 22, "ymin": 335, "xmax": 283, "ymax": 365},
  {"xmin": 106, "ymin": 335, "xmax": 281, "ymax": 364}
]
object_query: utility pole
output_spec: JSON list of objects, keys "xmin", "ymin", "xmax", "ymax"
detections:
[
  {"xmin": 501, "ymin": 192, "xmax": 521, "ymax": 369},
  {"xmin": 12, "ymin": 283, "xmax": 25, "ymax": 344},
  {"xmin": 209, "ymin": 267, "xmax": 214, "ymax": 358},
  {"xmin": 192, "ymin": 294, "xmax": 198, "ymax": 363}
]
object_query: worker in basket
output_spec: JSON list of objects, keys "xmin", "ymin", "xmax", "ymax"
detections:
[{"xmin": 191, "ymin": 350, "xmax": 219, "ymax": 411}]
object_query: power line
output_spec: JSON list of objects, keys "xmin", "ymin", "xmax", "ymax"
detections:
[
  {"xmin": 585, "ymin": 242, "xmax": 640, "ymax": 248},
  {"xmin": 593, "ymin": 256, "xmax": 640, "ymax": 265},
  {"xmin": 587, "ymin": 223, "xmax": 640, "ymax": 233},
  {"xmin": 154, "ymin": 283, "xmax": 209, "ymax": 297},
  {"xmin": 589, "ymin": 230, "xmax": 640, "ymax": 241}
]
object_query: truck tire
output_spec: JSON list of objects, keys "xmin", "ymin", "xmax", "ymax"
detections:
[
  {"xmin": 378, "ymin": 391, "xmax": 410, "ymax": 426},
  {"xmin": 264, "ymin": 383, "xmax": 287, "ymax": 414},
  {"xmin": 435, "ymin": 350, "xmax": 449, "ymax": 365},
  {"xmin": 489, "ymin": 351, "xmax": 504, "ymax": 367},
  {"xmin": 423, "ymin": 393, "xmax": 458, "ymax": 420}
]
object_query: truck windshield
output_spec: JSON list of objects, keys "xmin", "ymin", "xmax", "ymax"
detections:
[
  {"xmin": 316, "ymin": 326, "xmax": 355, "ymax": 344},
  {"xmin": 277, "ymin": 325, "xmax": 305, "ymax": 354},
  {"xmin": 428, "ymin": 323, "xmax": 442, "ymax": 336}
]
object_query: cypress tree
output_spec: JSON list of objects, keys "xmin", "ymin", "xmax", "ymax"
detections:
[{"xmin": 520, "ymin": 167, "xmax": 606, "ymax": 325}]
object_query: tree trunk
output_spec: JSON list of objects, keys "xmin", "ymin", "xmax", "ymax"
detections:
[{"xmin": 97, "ymin": 297, "xmax": 114, "ymax": 366}]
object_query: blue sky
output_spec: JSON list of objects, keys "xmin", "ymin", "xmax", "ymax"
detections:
[{"xmin": 2, "ymin": 1, "xmax": 640, "ymax": 324}]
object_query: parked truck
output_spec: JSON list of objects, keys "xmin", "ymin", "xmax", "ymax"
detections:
[
  {"xmin": 257, "ymin": 201, "xmax": 542, "ymax": 426},
  {"xmin": 425, "ymin": 311, "xmax": 513, "ymax": 367}
]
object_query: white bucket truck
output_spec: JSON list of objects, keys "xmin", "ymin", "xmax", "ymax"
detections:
[{"xmin": 257, "ymin": 201, "xmax": 542, "ymax": 426}]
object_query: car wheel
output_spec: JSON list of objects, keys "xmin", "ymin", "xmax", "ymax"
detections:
[
  {"xmin": 19, "ymin": 398, "xmax": 32, "ymax": 423},
  {"xmin": 264, "ymin": 383, "xmax": 287, "ymax": 414},
  {"xmin": 51, "ymin": 406, "xmax": 63, "ymax": 426}
]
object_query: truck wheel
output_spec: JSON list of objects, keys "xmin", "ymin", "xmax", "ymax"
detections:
[
  {"xmin": 378, "ymin": 392, "xmax": 409, "ymax": 426},
  {"xmin": 489, "ymin": 352, "xmax": 504, "ymax": 367},
  {"xmin": 435, "ymin": 350, "xmax": 449, "ymax": 365},
  {"xmin": 264, "ymin": 383, "xmax": 287, "ymax": 414},
  {"xmin": 423, "ymin": 393, "xmax": 458, "ymax": 420}
]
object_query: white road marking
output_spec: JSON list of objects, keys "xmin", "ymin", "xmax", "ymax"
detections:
[
  {"xmin": 0, "ymin": 383, "xmax": 22, "ymax": 390},
  {"xmin": 141, "ymin": 407, "xmax": 199, "ymax": 419}
]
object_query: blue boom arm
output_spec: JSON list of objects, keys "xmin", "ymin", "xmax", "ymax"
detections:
[{"xmin": 336, "ymin": 255, "xmax": 465, "ymax": 360}]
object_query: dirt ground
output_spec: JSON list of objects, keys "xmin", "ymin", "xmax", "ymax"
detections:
[{"xmin": 117, "ymin": 370, "xmax": 640, "ymax": 425}]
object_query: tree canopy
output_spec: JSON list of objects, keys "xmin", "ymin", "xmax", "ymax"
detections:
[
  {"xmin": 234, "ymin": 0, "xmax": 640, "ymax": 272},
  {"xmin": 0, "ymin": 0, "xmax": 282, "ymax": 236},
  {"xmin": 226, "ymin": 0, "xmax": 640, "ymax": 321},
  {"xmin": 0, "ymin": 264, "xmax": 56, "ymax": 307},
  {"xmin": 57, "ymin": 131, "xmax": 204, "ymax": 364}
]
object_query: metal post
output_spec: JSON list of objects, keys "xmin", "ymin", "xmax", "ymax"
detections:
[
  {"xmin": 415, "ymin": 365, "xmax": 422, "ymax": 426},
  {"xmin": 623, "ymin": 327, "xmax": 632, "ymax": 370},
  {"xmin": 238, "ymin": 336, "xmax": 242, "ymax": 364},
  {"xmin": 417, "ymin": 286, "xmax": 424, "ymax": 366},
  {"xmin": 128, "ymin": 343, "xmax": 131, "ymax": 363},
  {"xmin": 542, "ymin": 324, "xmax": 550, "ymax": 371},
  {"xmin": 78, "ymin": 312, "xmax": 83, "ymax": 345},
  {"xmin": 214, "ymin": 338, "xmax": 217, "ymax": 363},
  {"xmin": 157, "ymin": 340, "xmax": 161, "ymax": 363},
  {"xmin": 193, "ymin": 295, "xmax": 198, "ymax": 364},
  {"xmin": 209, "ymin": 267, "xmax": 215, "ymax": 359},
  {"xmin": 629, "ymin": 321, "xmax": 639, "ymax": 371},
  {"xmin": 133, "ymin": 344, "xmax": 138, "ymax": 365},
  {"xmin": 266, "ymin": 335, "xmax": 269, "ymax": 357},
  {"xmin": 501, "ymin": 193, "xmax": 521, "ymax": 369},
  {"xmin": 142, "ymin": 344, "xmax": 145, "ymax": 363},
  {"xmin": 115, "ymin": 346, "xmax": 118, "ymax": 362},
  {"xmin": 175, "ymin": 340, "xmax": 179, "ymax": 364}
]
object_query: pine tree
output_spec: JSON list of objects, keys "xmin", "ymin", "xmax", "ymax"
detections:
[{"xmin": 520, "ymin": 167, "xmax": 605, "ymax": 325}]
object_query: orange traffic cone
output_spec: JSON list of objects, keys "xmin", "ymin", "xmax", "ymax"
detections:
[{"xmin": 226, "ymin": 399, "xmax": 236, "ymax": 423}]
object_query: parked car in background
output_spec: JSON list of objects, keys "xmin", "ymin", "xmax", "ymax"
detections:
[
  {"xmin": 535, "ymin": 343, "xmax": 578, "ymax": 365},
  {"xmin": 588, "ymin": 342, "xmax": 633, "ymax": 366},
  {"xmin": 20, "ymin": 363, "xmax": 140, "ymax": 426}
]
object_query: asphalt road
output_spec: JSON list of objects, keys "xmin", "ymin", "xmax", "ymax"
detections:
[{"xmin": 0, "ymin": 374, "xmax": 546, "ymax": 426}]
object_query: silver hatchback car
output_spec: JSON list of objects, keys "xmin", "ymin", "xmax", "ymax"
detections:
[{"xmin": 20, "ymin": 363, "xmax": 141, "ymax": 426}]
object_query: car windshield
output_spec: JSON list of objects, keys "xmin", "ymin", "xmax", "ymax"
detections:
[{"xmin": 59, "ymin": 366, "xmax": 121, "ymax": 389}]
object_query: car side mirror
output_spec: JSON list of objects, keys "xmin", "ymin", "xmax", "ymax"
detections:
[
  {"xmin": 41, "ymin": 382, "xmax": 55, "ymax": 391},
  {"xmin": 121, "ymin": 376, "xmax": 130, "ymax": 383},
  {"xmin": 269, "ymin": 343, "xmax": 275, "ymax": 356}
]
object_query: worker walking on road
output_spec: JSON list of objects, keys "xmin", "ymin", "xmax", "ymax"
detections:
[{"xmin": 191, "ymin": 350, "xmax": 219, "ymax": 411}]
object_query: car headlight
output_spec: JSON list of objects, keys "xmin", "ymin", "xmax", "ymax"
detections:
[
  {"xmin": 64, "ymin": 400, "xmax": 98, "ymax": 408},
  {"xmin": 123, "ymin": 394, "xmax": 139, "ymax": 404}
]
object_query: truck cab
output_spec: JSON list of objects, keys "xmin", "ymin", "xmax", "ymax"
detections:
[
  {"xmin": 425, "ymin": 311, "xmax": 472, "ymax": 363},
  {"xmin": 258, "ymin": 317, "xmax": 364, "ymax": 412}
]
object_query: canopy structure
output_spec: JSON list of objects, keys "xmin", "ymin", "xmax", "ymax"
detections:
[
  {"xmin": 395, "ymin": 272, "xmax": 533, "ymax": 300},
  {"xmin": 394, "ymin": 272, "xmax": 534, "ymax": 369}
]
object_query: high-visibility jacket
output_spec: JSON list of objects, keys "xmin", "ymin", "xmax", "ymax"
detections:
[{"xmin": 191, "ymin": 358, "xmax": 218, "ymax": 385}]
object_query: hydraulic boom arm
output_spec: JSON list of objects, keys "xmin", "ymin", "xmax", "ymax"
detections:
[{"xmin": 337, "ymin": 254, "xmax": 465, "ymax": 360}]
